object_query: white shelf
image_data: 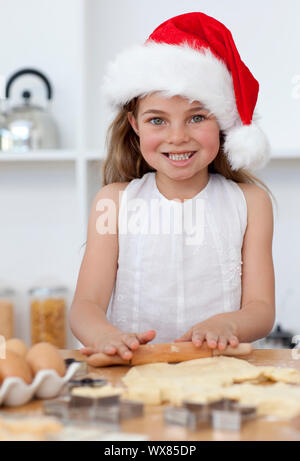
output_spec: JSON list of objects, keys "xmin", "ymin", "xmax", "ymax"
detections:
[
  {"xmin": 0, "ymin": 148, "xmax": 300, "ymax": 162},
  {"xmin": 0, "ymin": 149, "xmax": 104, "ymax": 161},
  {"xmin": 271, "ymin": 149, "xmax": 300, "ymax": 159}
]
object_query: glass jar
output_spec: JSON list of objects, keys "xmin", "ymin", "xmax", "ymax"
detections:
[
  {"xmin": 0, "ymin": 287, "xmax": 15, "ymax": 340},
  {"xmin": 29, "ymin": 285, "xmax": 67, "ymax": 348}
]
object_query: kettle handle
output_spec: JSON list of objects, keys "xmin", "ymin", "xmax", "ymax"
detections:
[{"xmin": 5, "ymin": 68, "xmax": 53, "ymax": 100}]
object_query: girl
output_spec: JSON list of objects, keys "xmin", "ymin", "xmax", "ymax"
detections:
[{"xmin": 69, "ymin": 12, "xmax": 275, "ymax": 361}]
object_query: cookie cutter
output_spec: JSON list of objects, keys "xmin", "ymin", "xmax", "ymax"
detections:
[
  {"xmin": 64, "ymin": 359, "xmax": 88, "ymax": 378},
  {"xmin": 120, "ymin": 399, "xmax": 144, "ymax": 420},
  {"xmin": 165, "ymin": 398, "xmax": 256, "ymax": 432},
  {"xmin": 69, "ymin": 393, "xmax": 121, "ymax": 408},
  {"xmin": 209, "ymin": 399, "xmax": 256, "ymax": 431},
  {"xmin": 91, "ymin": 399, "xmax": 144, "ymax": 423},
  {"xmin": 164, "ymin": 406, "xmax": 197, "ymax": 429},
  {"xmin": 43, "ymin": 396, "xmax": 70, "ymax": 419},
  {"xmin": 43, "ymin": 394, "xmax": 143, "ymax": 425},
  {"xmin": 59, "ymin": 402, "xmax": 120, "ymax": 432},
  {"xmin": 67, "ymin": 377, "xmax": 108, "ymax": 391}
]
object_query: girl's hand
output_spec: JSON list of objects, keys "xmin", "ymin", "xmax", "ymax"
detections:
[
  {"xmin": 80, "ymin": 329, "xmax": 156, "ymax": 360},
  {"xmin": 174, "ymin": 314, "xmax": 239, "ymax": 350}
]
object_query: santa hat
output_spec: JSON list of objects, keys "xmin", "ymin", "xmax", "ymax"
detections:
[{"xmin": 101, "ymin": 12, "xmax": 270, "ymax": 171}]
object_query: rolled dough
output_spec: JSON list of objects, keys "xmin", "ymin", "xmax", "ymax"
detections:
[{"xmin": 121, "ymin": 356, "xmax": 300, "ymax": 419}]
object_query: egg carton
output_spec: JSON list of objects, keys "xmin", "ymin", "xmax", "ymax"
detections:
[{"xmin": 0, "ymin": 362, "xmax": 81, "ymax": 407}]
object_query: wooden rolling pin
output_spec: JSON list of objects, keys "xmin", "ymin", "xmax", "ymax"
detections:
[{"xmin": 86, "ymin": 342, "xmax": 253, "ymax": 367}]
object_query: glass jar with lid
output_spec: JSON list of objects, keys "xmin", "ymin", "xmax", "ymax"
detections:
[
  {"xmin": 29, "ymin": 284, "xmax": 67, "ymax": 348},
  {"xmin": 0, "ymin": 286, "xmax": 15, "ymax": 340}
]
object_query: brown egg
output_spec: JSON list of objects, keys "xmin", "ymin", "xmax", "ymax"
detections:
[
  {"xmin": 6, "ymin": 338, "xmax": 29, "ymax": 357},
  {"xmin": 0, "ymin": 351, "xmax": 33, "ymax": 384},
  {"xmin": 26, "ymin": 342, "xmax": 66, "ymax": 377}
]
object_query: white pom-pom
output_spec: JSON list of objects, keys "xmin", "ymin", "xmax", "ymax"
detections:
[{"xmin": 223, "ymin": 123, "xmax": 271, "ymax": 171}]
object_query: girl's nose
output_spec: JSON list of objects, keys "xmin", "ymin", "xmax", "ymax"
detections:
[{"xmin": 167, "ymin": 124, "xmax": 190, "ymax": 145}]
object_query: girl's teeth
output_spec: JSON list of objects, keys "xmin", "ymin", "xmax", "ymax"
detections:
[{"xmin": 168, "ymin": 152, "xmax": 193, "ymax": 160}]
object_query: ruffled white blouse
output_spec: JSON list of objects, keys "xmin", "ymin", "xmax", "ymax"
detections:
[{"xmin": 106, "ymin": 172, "xmax": 247, "ymax": 343}]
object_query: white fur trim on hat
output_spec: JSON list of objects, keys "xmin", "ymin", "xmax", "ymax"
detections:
[{"xmin": 101, "ymin": 42, "xmax": 238, "ymax": 131}]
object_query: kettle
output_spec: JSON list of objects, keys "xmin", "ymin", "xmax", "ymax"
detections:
[
  {"xmin": 255, "ymin": 324, "xmax": 296, "ymax": 349},
  {"xmin": 0, "ymin": 68, "xmax": 59, "ymax": 152}
]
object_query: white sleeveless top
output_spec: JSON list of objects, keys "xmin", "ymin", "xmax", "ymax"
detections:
[{"xmin": 107, "ymin": 172, "xmax": 247, "ymax": 344}]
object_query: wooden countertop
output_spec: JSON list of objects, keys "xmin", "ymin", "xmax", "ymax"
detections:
[{"xmin": 2, "ymin": 349, "xmax": 300, "ymax": 441}]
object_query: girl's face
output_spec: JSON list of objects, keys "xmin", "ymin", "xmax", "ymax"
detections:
[{"xmin": 128, "ymin": 93, "xmax": 220, "ymax": 181}]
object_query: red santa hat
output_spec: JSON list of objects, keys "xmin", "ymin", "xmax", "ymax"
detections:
[{"xmin": 101, "ymin": 12, "xmax": 270, "ymax": 171}]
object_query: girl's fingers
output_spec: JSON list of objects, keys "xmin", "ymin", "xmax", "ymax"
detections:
[
  {"xmin": 206, "ymin": 332, "xmax": 218, "ymax": 349},
  {"xmin": 229, "ymin": 336, "xmax": 239, "ymax": 347},
  {"xmin": 217, "ymin": 336, "xmax": 228, "ymax": 350},
  {"xmin": 103, "ymin": 345, "xmax": 118, "ymax": 355},
  {"xmin": 117, "ymin": 344, "xmax": 133, "ymax": 360},
  {"xmin": 191, "ymin": 332, "xmax": 205, "ymax": 347},
  {"xmin": 122, "ymin": 334, "xmax": 140, "ymax": 350},
  {"xmin": 137, "ymin": 330, "xmax": 156, "ymax": 344},
  {"xmin": 80, "ymin": 347, "xmax": 95, "ymax": 356}
]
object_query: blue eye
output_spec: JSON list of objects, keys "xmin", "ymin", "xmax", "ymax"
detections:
[
  {"xmin": 150, "ymin": 118, "xmax": 164, "ymax": 125},
  {"xmin": 191, "ymin": 115, "xmax": 205, "ymax": 123}
]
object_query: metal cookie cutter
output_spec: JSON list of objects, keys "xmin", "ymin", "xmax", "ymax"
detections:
[
  {"xmin": 67, "ymin": 377, "xmax": 108, "ymax": 391},
  {"xmin": 209, "ymin": 399, "xmax": 256, "ymax": 432},
  {"xmin": 164, "ymin": 406, "xmax": 198, "ymax": 429},
  {"xmin": 43, "ymin": 396, "xmax": 70, "ymax": 420},
  {"xmin": 165, "ymin": 398, "xmax": 256, "ymax": 432},
  {"xmin": 64, "ymin": 358, "xmax": 89, "ymax": 378},
  {"xmin": 69, "ymin": 393, "xmax": 121, "ymax": 409},
  {"xmin": 182, "ymin": 401, "xmax": 212, "ymax": 430},
  {"xmin": 43, "ymin": 393, "xmax": 120, "ymax": 423},
  {"xmin": 92, "ymin": 399, "xmax": 144, "ymax": 424},
  {"xmin": 120, "ymin": 399, "xmax": 144, "ymax": 420},
  {"xmin": 69, "ymin": 391, "xmax": 144, "ymax": 424}
]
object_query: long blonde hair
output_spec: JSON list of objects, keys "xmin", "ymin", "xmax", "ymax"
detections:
[{"xmin": 102, "ymin": 97, "xmax": 275, "ymax": 203}]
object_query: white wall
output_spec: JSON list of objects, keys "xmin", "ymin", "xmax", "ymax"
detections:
[
  {"xmin": 257, "ymin": 160, "xmax": 300, "ymax": 333},
  {"xmin": 0, "ymin": 0, "xmax": 85, "ymax": 148}
]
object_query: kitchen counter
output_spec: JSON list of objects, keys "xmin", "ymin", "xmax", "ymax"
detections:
[{"xmin": 2, "ymin": 349, "xmax": 300, "ymax": 441}]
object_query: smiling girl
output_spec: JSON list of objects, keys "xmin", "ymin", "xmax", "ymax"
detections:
[{"xmin": 69, "ymin": 12, "xmax": 275, "ymax": 360}]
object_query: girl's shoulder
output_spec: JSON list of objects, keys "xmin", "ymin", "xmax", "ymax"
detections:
[
  {"xmin": 236, "ymin": 182, "xmax": 271, "ymax": 202},
  {"xmin": 106, "ymin": 181, "xmax": 131, "ymax": 194},
  {"xmin": 97, "ymin": 181, "xmax": 130, "ymax": 207},
  {"xmin": 235, "ymin": 182, "xmax": 273, "ymax": 218},
  {"xmin": 215, "ymin": 175, "xmax": 270, "ymax": 205},
  {"xmin": 91, "ymin": 181, "xmax": 130, "ymax": 235}
]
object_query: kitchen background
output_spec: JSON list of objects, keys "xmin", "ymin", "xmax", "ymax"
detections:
[{"xmin": 0, "ymin": 0, "xmax": 299, "ymax": 349}]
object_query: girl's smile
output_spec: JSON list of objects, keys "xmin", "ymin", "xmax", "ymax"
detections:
[{"xmin": 161, "ymin": 150, "xmax": 197, "ymax": 167}]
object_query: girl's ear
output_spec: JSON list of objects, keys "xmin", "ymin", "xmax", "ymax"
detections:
[{"xmin": 128, "ymin": 112, "xmax": 139, "ymax": 136}]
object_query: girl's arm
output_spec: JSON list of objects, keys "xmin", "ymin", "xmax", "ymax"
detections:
[
  {"xmin": 69, "ymin": 183, "xmax": 155, "ymax": 358},
  {"xmin": 69, "ymin": 183, "xmax": 122, "ymax": 346},
  {"xmin": 230, "ymin": 182, "xmax": 276, "ymax": 342},
  {"xmin": 176, "ymin": 183, "xmax": 275, "ymax": 348}
]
